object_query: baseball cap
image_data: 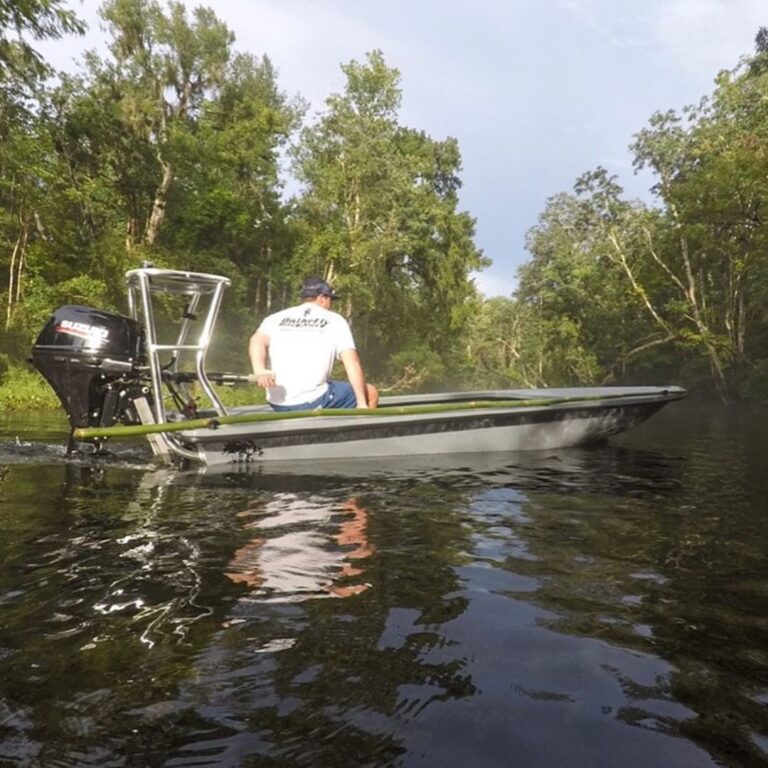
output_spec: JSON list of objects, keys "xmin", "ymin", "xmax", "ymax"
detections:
[{"xmin": 300, "ymin": 276, "xmax": 340, "ymax": 299}]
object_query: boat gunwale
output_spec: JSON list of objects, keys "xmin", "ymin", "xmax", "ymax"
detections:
[{"xmin": 177, "ymin": 388, "xmax": 684, "ymax": 445}]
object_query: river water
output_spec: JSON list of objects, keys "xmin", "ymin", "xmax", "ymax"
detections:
[{"xmin": 1, "ymin": 402, "xmax": 767, "ymax": 767}]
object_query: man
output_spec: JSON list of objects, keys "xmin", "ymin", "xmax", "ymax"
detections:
[{"xmin": 249, "ymin": 276, "xmax": 379, "ymax": 411}]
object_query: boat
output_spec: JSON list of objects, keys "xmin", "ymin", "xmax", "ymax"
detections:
[{"xmin": 30, "ymin": 267, "xmax": 686, "ymax": 466}]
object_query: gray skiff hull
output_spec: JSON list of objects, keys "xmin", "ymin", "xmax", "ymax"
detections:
[{"xmin": 173, "ymin": 386, "xmax": 685, "ymax": 466}]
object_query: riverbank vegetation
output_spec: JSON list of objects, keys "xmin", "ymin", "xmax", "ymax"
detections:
[{"xmin": 2, "ymin": 1, "xmax": 768, "ymax": 409}]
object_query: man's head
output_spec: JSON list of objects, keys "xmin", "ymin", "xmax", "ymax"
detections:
[{"xmin": 300, "ymin": 276, "xmax": 339, "ymax": 307}]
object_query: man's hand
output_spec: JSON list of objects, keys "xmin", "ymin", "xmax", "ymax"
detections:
[{"xmin": 250, "ymin": 370, "xmax": 276, "ymax": 388}]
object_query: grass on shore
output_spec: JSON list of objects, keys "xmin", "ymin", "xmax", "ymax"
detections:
[
  {"xmin": 0, "ymin": 366, "xmax": 60, "ymax": 410},
  {"xmin": 0, "ymin": 365, "xmax": 266, "ymax": 411}
]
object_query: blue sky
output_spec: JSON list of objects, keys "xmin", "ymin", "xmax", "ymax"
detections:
[{"xmin": 42, "ymin": 0, "xmax": 766, "ymax": 297}]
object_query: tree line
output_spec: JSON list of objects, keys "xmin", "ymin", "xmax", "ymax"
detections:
[
  {"xmin": 472, "ymin": 31, "xmax": 768, "ymax": 402},
  {"xmin": 2, "ymin": 0, "xmax": 767, "ymax": 404}
]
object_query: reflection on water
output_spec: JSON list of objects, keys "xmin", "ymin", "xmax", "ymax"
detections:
[
  {"xmin": 225, "ymin": 494, "xmax": 372, "ymax": 600},
  {"xmin": 1, "ymin": 404, "xmax": 768, "ymax": 766}
]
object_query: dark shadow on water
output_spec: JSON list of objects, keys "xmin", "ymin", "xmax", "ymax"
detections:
[{"xmin": 179, "ymin": 443, "xmax": 686, "ymax": 506}]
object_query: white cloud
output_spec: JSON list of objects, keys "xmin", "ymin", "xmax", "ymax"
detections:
[
  {"xmin": 652, "ymin": 0, "xmax": 763, "ymax": 76},
  {"xmin": 472, "ymin": 269, "xmax": 516, "ymax": 300}
]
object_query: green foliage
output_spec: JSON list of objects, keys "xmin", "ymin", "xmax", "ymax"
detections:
[
  {"xmin": 0, "ymin": 364, "xmax": 59, "ymax": 409},
  {"xmin": 383, "ymin": 344, "xmax": 446, "ymax": 393},
  {"xmin": 1, "ymin": 0, "xmax": 298, "ymax": 381},
  {"xmin": 5, "ymin": 3, "xmax": 768, "ymax": 412},
  {"xmin": 466, "ymin": 295, "xmax": 601, "ymax": 389},
  {"xmin": 505, "ymin": 39, "xmax": 768, "ymax": 400},
  {"xmin": 6, "ymin": 274, "xmax": 112, "ymax": 348},
  {"xmin": 0, "ymin": 0, "xmax": 84, "ymax": 85},
  {"xmin": 212, "ymin": 383, "xmax": 266, "ymax": 407},
  {"xmin": 292, "ymin": 50, "xmax": 486, "ymax": 382}
]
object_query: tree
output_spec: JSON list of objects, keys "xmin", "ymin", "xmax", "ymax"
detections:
[
  {"xmin": 1, "ymin": 1, "xmax": 84, "ymax": 334},
  {"xmin": 0, "ymin": 0, "xmax": 84, "ymax": 85},
  {"xmin": 2, "ymin": 0, "xmax": 299, "ymax": 372},
  {"xmin": 514, "ymin": 180, "xmax": 654, "ymax": 386},
  {"xmin": 163, "ymin": 50, "xmax": 301, "ymax": 319},
  {"xmin": 511, "ymin": 33, "xmax": 768, "ymax": 400},
  {"xmin": 292, "ymin": 50, "xmax": 486, "ymax": 383},
  {"xmin": 629, "ymin": 56, "xmax": 768, "ymax": 399},
  {"xmin": 89, "ymin": 0, "xmax": 234, "ymax": 249}
]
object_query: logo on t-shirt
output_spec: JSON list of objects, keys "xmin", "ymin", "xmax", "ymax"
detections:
[{"xmin": 278, "ymin": 310, "xmax": 328, "ymax": 329}]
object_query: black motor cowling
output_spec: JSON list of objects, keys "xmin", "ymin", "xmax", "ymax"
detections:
[{"xmin": 31, "ymin": 305, "xmax": 149, "ymax": 430}]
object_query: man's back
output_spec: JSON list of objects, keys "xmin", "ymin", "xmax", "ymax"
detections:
[{"xmin": 257, "ymin": 302, "xmax": 355, "ymax": 406}]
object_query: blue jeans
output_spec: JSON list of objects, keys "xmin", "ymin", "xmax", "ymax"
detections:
[{"xmin": 270, "ymin": 380, "xmax": 358, "ymax": 412}]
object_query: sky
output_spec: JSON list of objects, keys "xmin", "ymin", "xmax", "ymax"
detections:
[{"xmin": 39, "ymin": 0, "xmax": 767, "ymax": 297}]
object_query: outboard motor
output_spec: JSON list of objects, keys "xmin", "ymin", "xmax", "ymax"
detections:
[{"xmin": 31, "ymin": 305, "xmax": 150, "ymax": 432}]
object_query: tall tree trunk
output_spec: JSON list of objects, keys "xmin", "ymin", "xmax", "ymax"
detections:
[
  {"xmin": 144, "ymin": 161, "xmax": 174, "ymax": 247},
  {"xmin": 6, "ymin": 218, "xmax": 29, "ymax": 330},
  {"xmin": 677, "ymin": 237, "xmax": 729, "ymax": 400},
  {"xmin": 263, "ymin": 243, "xmax": 273, "ymax": 314}
]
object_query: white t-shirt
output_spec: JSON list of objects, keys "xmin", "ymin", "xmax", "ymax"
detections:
[{"xmin": 257, "ymin": 303, "xmax": 356, "ymax": 405}]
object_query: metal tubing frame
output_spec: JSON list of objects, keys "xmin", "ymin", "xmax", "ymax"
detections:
[{"xmin": 125, "ymin": 268, "xmax": 232, "ymax": 464}]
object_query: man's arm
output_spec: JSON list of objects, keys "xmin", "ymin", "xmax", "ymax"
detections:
[
  {"xmin": 248, "ymin": 330, "xmax": 276, "ymax": 388},
  {"xmin": 339, "ymin": 348, "xmax": 369, "ymax": 408}
]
